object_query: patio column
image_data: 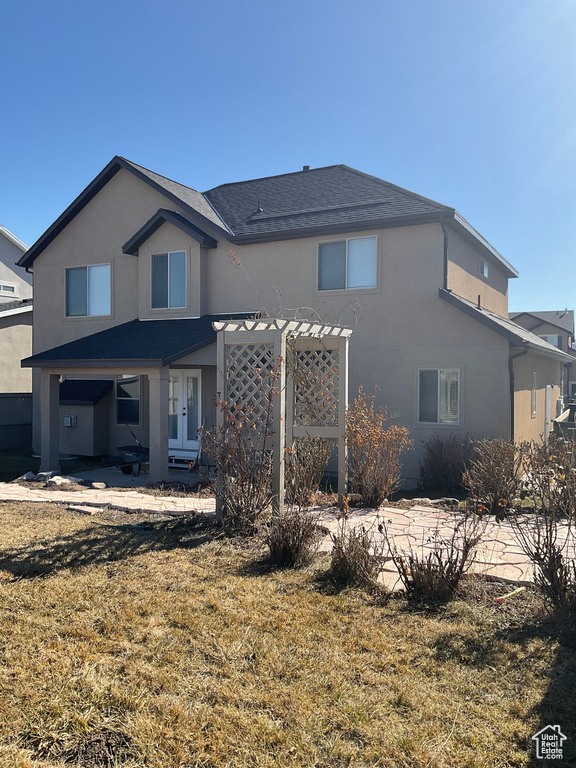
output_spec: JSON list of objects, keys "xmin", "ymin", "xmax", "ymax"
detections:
[
  {"xmin": 40, "ymin": 371, "xmax": 60, "ymax": 473},
  {"xmin": 147, "ymin": 368, "xmax": 170, "ymax": 483}
]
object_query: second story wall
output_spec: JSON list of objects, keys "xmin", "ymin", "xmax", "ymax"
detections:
[
  {"xmin": 446, "ymin": 226, "xmax": 508, "ymax": 317},
  {"xmin": 0, "ymin": 230, "xmax": 32, "ymax": 304}
]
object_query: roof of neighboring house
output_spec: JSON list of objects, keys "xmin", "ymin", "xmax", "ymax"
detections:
[
  {"xmin": 440, "ymin": 290, "xmax": 574, "ymax": 360},
  {"xmin": 17, "ymin": 157, "xmax": 518, "ymax": 277},
  {"xmin": 509, "ymin": 309, "xmax": 574, "ymax": 335},
  {"xmin": 60, "ymin": 379, "xmax": 113, "ymax": 405},
  {"xmin": 0, "ymin": 225, "xmax": 28, "ymax": 253},
  {"xmin": 0, "ymin": 298, "xmax": 33, "ymax": 318},
  {"xmin": 22, "ymin": 312, "xmax": 255, "ymax": 368}
]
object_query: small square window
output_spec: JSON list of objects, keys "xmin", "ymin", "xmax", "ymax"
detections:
[
  {"xmin": 318, "ymin": 237, "xmax": 376, "ymax": 291},
  {"xmin": 418, "ymin": 369, "xmax": 459, "ymax": 424},
  {"xmin": 66, "ymin": 265, "xmax": 111, "ymax": 317}
]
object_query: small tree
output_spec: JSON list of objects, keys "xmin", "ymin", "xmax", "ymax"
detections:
[{"xmin": 346, "ymin": 387, "xmax": 412, "ymax": 508}]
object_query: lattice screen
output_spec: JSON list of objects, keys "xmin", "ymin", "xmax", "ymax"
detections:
[
  {"xmin": 225, "ymin": 343, "xmax": 276, "ymax": 426},
  {"xmin": 293, "ymin": 348, "xmax": 339, "ymax": 427}
]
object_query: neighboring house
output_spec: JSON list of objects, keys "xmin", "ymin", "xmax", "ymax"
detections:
[
  {"xmin": 509, "ymin": 310, "xmax": 576, "ymax": 401},
  {"xmin": 18, "ymin": 157, "xmax": 571, "ymax": 483},
  {"xmin": 0, "ymin": 226, "xmax": 33, "ymax": 449}
]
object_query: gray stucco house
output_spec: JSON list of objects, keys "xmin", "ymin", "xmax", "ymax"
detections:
[{"xmin": 18, "ymin": 157, "xmax": 571, "ymax": 482}]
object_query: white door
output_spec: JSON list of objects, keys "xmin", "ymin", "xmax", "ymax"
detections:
[{"xmin": 169, "ymin": 370, "xmax": 201, "ymax": 452}]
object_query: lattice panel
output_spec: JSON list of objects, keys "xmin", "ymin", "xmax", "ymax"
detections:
[
  {"xmin": 225, "ymin": 343, "xmax": 276, "ymax": 427},
  {"xmin": 293, "ymin": 348, "xmax": 339, "ymax": 426}
]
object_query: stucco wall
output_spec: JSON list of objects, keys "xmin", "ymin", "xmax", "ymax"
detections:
[
  {"xmin": 0, "ymin": 311, "xmax": 32, "ymax": 392},
  {"xmin": 513, "ymin": 351, "xmax": 562, "ymax": 443},
  {"xmin": 0, "ymin": 234, "xmax": 32, "ymax": 303},
  {"xmin": 446, "ymin": 227, "xmax": 508, "ymax": 317}
]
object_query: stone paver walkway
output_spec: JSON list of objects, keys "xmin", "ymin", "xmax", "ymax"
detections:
[{"xmin": 2, "ymin": 482, "xmax": 574, "ymax": 588}]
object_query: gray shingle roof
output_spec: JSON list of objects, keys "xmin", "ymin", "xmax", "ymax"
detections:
[
  {"xmin": 509, "ymin": 310, "xmax": 574, "ymax": 335},
  {"xmin": 0, "ymin": 298, "xmax": 33, "ymax": 314},
  {"xmin": 440, "ymin": 290, "xmax": 573, "ymax": 360},
  {"xmin": 204, "ymin": 165, "xmax": 450, "ymax": 239},
  {"xmin": 23, "ymin": 312, "xmax": 254, "ymax": 368}
]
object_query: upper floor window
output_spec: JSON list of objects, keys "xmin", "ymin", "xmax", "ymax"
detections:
[
  {"xmin": 0, "ymin": 282, "xmax": 17, "ymax": 297},
  {"xmin": 539, "ymin": 334, "xmax": 562, "ymax": 349},
  {"xmin": 66, "ymin": 265, "xmax": 111, "ymax": 317},
  {"xmin": 479, "ymin": 258, "xmax": 489, "ymax": 279},
  {"xmin": 318, "ymin": 236, "xmax": 376, "ymax": 291},
  {"xmin": 152, "ymin": 251, "xmax": 186, "ymax": 309},
  {"xmin": 418, "ymin": 369, "xmax": 459, "ymax": 424}
]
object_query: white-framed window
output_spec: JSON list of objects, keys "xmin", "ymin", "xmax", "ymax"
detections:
[
  {"xmin": 479, "ymin": 258, "xmax": 489, "ymax": 279},
  {"xmin": 116, "ymin": 375, "xmax": 140, "ymax": 425},
  {"xmin": 66, "ymin": 264, "xmax": 111, "ymax": 317},
  {"xmin": 0, "ymin": 281, "xmax": 18, "ymax": 297},
  {"xmin": 418, "ymin": 369, "xmax": 459, "ymax": 424},
  {"xmin": 318, "ymin": 236, "xmax": 377, "ymax": 291},
  {"xmin": 539, "ymin": 334, "xmax": 562, "ymax": 349},
  {"xmin": 532, "ymin": 372, "xmax": 537, "ymax": 416},
  {"xmin": 151, "ymin": 251, "xmax": 186, "ymax": 308}
]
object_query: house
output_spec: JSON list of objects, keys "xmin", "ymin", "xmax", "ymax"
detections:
[
  {"xmin": 0, "ymin": 226, "xmax": 33, "ymax": 394},
  {"xmin": 0, "ymin": 227, "xmax": 33, "ymax": 450},
  {"xmin": 18, "ymin": 157, "xmax": 572, "ymax": 483},
  {"xmin": 509, "ymin": 310, "xmax": 576, "ymax": 401}
]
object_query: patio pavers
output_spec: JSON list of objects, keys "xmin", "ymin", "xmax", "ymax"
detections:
[{"xmin": 2, "ymin": 481, "xmax": 574, "ymax": 587}]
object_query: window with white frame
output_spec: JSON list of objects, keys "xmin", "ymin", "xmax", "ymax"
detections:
[
  {"xmin": 532, "ymin": 371, "xmax": 537, "ymax": 416},
  {"xmin": 151, "ymin": 251, "xmax": 186, "ymax": 308},
  {"xmin": 116, "ymin": 375, "xmax": 140, "ymax": 425},
  {"xmin": 479, "ymin": 258, "xmax": 489, "ymax": 279},
  {"xmin": 66, "ymin": 265, "xmax": 111, "ymax": 317},
  {"xmin": 418, "ymin": 369, "xmax": 459, "ymax": 424},
  {"xmin": 0, "ymin": 281, "xmax": 18, "ymax": 297},
  {"xmin": 539, "ymin": 334, "xmax": 562, "ymax": 349},
  {"xmin": 318, "ymin": 236, "xmax": 377, "ymax": 291}
]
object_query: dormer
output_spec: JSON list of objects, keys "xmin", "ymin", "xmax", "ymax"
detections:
[{"xmin": 122, "ymin": 209, "xmax": 218, "ymax": 320}]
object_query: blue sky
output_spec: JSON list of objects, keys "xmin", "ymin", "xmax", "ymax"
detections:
[{"xmin": 1, "ymin": 0, "xmax": 575, "ymax": 311}]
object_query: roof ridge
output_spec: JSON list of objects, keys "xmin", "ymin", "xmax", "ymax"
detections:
[
  {"xmin": 204, "ymin": 164, "xmax": 344, "ymax": 192},
  {"xmin": 118, "ymin": 156, "xmax": 203, "ymax": 194},
  {"xmin": 337, "ymin": 165, "xmax": 451, "ymax": 212}
]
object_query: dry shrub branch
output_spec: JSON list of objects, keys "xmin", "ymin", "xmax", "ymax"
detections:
[{"xmin": 463, "ymin": 439, "xmax": 524, "ymax": 521}]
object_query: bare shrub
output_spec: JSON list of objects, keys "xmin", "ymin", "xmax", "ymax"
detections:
[
  {"xmin": 463, "ymin": 439, "xmax": 524, "ymax": 521},
  {"xmin": 329, "ymin": 516, "xmax": 386, "ymax": 587},
  {"xmin": 521, "ymin": 437, "xmax": 576, "ymax": 519},
  {"xmin": 285, "ymin": 436, "xmax": 334, "ymax": 507},
  {"xmin": 419, "ymin": 433, "xmax": 474, "ymax": 493},
  {"xmin": 384, "ymin": 513, "xmax": 486, "ymax": 601},
  {"xmin": 202, "ymin": 363, "xmax": 280, "ymax": 532},
  {"xmin": 266, "ymin": 508, "xmax": 321, "ymax": 567},
  {"xmin": 347, "ymin": 388, "xmax": 412, "ymax": 508}
]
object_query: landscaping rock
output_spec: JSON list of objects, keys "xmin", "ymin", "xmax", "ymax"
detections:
[
  {"xmin": 432, "ymin": 497, "xmax": 460, "ymax": 508},
  {"xmin": 36, "ymin": 471, "xmax": 58, "ymax": 481},
  {"xmin": 91, "ymin": 482, "xmax": 107, "ymax": 490},
  {"xmin": 16, "ymin": 471, "xmax": 37, "ymax": 482},
  {"xmin": 46, "ymin": 475, "xmax": 84, "ymax": 486},
  {"xmin": 410, "ymin": 497, "xmax": 433, "ymax": 506},
  {"xmin": 68, "ymin": 505, "xmax": 99, "ymax": 516}
]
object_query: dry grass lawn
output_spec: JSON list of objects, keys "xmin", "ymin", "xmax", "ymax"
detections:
[{"xmin": 0, "ymin": 501, "xmax": 574, "ymax": 767}]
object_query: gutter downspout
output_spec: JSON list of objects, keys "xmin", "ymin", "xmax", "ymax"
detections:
[
  {"xmin": 509, "ymin": 346, "xmax": 529, "ymax": 441},
  {"xmin": 440, "ymin": 219, "xmax": 448, "ymax": 290}
]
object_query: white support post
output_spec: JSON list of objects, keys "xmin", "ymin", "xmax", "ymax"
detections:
[
  {"xmin": 40, "ymin": 371, "xmax": 61, "ymax": 473},
  {"xmin": 147, "ymin": 369, "xmax": 170, "ymax": 483},
  {"xmin": 271, "ymin": 330, "xmax": 287, "ymax": 518},
  {"xmin": 215, "ymin": 329, "xmax": 225, "ymax": 521},
  {"xmin": 337, "ymin": 336, "xmax": 349, "ymax": 503}
]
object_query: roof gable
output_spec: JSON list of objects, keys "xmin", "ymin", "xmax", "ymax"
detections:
[
  {"xmin": 18, "ymin": 157, "xmax": 230, "ymax": 269},
  {"xmin": 122, "ymin": 209, "xmax": 218, "ymax": 255},
  {"xmin": 509, "ymin": 310, "xmax": 574, "ymax": 334}
]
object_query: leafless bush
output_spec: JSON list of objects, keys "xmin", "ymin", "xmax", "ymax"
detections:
[
  {"xmin": 329, "ymin": 516, "xmax": 386, "ymax": 587},
  {"xmin": 512, "ymin": 511, "xmax": 576, "ymax": 614},
  {"xmin": 384, "ymin": 513, "xmax": 486, "ymax": 601},
  {"xmin": 285, "ymin": 437, "xmax": 334, "ymax": 507},
  {"xmin": 202, "ymin": 364, "xmax": 280, "ymax": 532},
  {"xmin": 521, "ymin": 437, "xmax": 576, "ymax": 519},
  {"xmin": 347, "ymin": 388, "xmax": 412, "ymax": 508},
  {"xmin": 419, "ymin": 433, "xmax": 474, "ymax": 493},
  {"xmin": 463, "ymin": 439, "xmax": 524, "ymax": 521},
  {"xmin": 266, "ymin": 508, "xmax": 322, "ymax": 567}
]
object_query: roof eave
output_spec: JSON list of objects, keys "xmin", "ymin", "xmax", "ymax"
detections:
[
  {"xmin": 21, "ymin": 357, "xmax": 165, "ymax": 369},
  {"xmin": 122, "ymin": 209, "xmax": 218, "ymax": 255},
  {"xmin": 449, "ymin": 213, "xmax": 519, "ymax": 278}
]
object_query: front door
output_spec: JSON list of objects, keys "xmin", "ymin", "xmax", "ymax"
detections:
[{"xmin": 169, "ymin": 370, "xmax": 201, "ymax": 452}]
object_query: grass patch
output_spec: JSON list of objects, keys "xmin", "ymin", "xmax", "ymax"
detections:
[{"xmin": 0, "ymin": 501, "xmax": 573, "ymax": 766}]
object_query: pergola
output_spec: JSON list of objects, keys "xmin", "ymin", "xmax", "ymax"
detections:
[{"xmin": 213, "ymin": 318, "xmax": 352, "ymax": 517}]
